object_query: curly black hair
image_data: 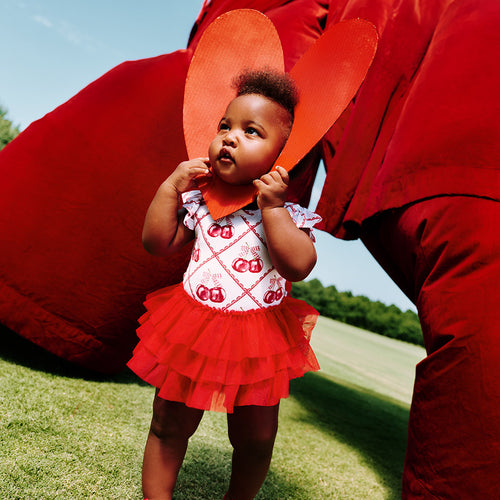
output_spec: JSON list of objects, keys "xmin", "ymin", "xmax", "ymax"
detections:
[{"xmin": 232, "ymin": 69, "xmax": 299, "ymax": 123}]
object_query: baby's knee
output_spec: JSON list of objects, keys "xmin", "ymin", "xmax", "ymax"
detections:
[
  {"xmin": 150, "ymin": 397, "xmax": 203, "ymax": 441},
  {"xmin": 228, "ymin": 405, "xmax": 279, "ymax": 455},
  {"xmin": 229, "ymin": 424, "xmax": 278, "ymax": 457}
]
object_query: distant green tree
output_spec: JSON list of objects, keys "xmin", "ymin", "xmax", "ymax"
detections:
[
  {"xmin": 0, "ymin": 106, "xmax": 20, "ymax": 150},
  {"xmin": 291, "ymin": 278, "xmax": 424, "ymax": 346}
]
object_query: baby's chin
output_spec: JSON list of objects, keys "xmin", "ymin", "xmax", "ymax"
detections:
[
  {"xmin": 214, "ymin": 170, "xmax": 255, "ymax": 186},
  {"xmin": 221, "ymin": 176, "xmax": 254, "ymax": 186}
]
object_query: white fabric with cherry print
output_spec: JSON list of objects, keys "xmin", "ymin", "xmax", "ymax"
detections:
[{"xmin": 181, "ymin": 190, "xmax": 321, "ymax": 312}]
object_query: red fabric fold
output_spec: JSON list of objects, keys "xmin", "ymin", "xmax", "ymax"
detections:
[{"xmin": 316, "ymin": 0, "xmax": 500, "ymax": 238}]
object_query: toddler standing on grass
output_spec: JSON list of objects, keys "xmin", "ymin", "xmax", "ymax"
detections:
[{"xmin": 128, "ymin": 69, "xmax": 321, "ymax": 500}]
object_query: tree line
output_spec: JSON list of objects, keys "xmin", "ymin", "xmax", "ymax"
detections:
[
  {"xmin": 0, "ymin": 105, "xmax": 20, "ymax": 150},
  {"xmin": 291, "ymin": 279, "xmax": 424, "ymax": 346}
]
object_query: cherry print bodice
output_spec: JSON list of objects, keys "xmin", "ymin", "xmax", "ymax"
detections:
[{"xmin": 181, "ymin": 190, "xmax": 321, "ymax": 312}]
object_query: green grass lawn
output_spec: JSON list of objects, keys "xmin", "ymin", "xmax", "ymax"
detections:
[{"xmin": 0, "ymin": 318, "xmax": 425, "ymax": 499}]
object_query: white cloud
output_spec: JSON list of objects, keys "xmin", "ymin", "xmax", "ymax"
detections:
[
  {"xmin": 58, "ymin": 20, "xmax": 87, "ymax": 46},
  {"xmin": 32, "ymin": 13, "xmax": 98, "ymax": 53},
  {"xmin": 32, "ymin": 14, "xmax": 52, "ymax": 28}
]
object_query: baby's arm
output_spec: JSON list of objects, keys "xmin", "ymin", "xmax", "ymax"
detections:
[
  {"xmin": 142, "ymin": 158, "xmax": 210, "ymax": 256},
  {"xmin": 254, "ymin": 166, "xmax": 317, "ymax": 282}
]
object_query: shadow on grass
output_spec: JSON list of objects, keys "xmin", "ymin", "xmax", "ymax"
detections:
[
  {"xmin": 174, "ymin": 446, "xmax": 310, "ymax": 500},
  {"xmin": 175, "ymin": 372, "xmax": 409, "ymax": 499},
  {"xmin": 0, "ymin": 324, "xmax": 144, "ymax": 384},
  {"xmin": 290, "ymin": 372, "xmax": 409, "ymax": 500}
]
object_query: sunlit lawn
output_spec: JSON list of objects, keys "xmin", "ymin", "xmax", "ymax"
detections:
[{"xmin": 0, "ymin": 317, "xmax": 424, "ymax": 499}]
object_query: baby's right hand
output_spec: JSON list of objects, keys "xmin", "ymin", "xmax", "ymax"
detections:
[{"xmin": 165, "ymin": 158, "xmax": 211, "ymax": 194}]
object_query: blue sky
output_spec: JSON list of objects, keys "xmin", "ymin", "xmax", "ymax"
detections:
[{"xmin": 1, "ymin": 0, "xmax": 416, "ymax": 312}]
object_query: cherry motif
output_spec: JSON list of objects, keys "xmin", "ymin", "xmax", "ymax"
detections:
[
  {"xmin": 210, "ymin": 287, "xmax": 226, "ymax": 303},
  {"xmin": 220, "ymin": 225, "xmax": 234, "ymax": 239},
  {"xmin": 264, "ymin": 287, "xmax": 284, "ymax": 304},
  {"xmin": 231, "ymin": 257, "xmax": 263, "ymax": 273},
  {"xmin": 208, "ymin": 223, "xmax": 234, "ymax": 239},
  {"xmin": 196, "ymin": 284, "xmax": 210, "ymax": 301},
  {"xmin": 232, "ymin": 258, "xmax": 250, "ymax": 273},
  {"xmin": 264, "ymin": 290, "xmax": 276, "ymax": 304},
  {"xmin": 192, "ymin": 248, "xmax": 200, "ymax": 262},
  {"xmin": 207, "ymin": 223, "xmax": 222, "ymax": 237},
  {"xmin": 248, "ymin": 258, "xmax": 263, "ymax": 273}
]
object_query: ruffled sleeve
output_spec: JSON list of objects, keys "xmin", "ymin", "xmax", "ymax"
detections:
[
  {"xmin": 181, "ymin": 190, "xmax": 203, "ymax": 230},
  {"xmin": 285, "ymin": 203, "xmax": 322, "ymax": 241}
]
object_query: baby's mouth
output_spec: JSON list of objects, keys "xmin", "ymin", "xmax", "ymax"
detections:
[{"xmin": 218, "ymin": 148, "xmax": 234, "ymax": 163}]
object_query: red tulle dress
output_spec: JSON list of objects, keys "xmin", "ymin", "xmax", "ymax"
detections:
[{"xmin": 127, "ymin": 190, "xmax": 321, "ymax": 413}]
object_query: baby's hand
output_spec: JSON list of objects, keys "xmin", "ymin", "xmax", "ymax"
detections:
[
  {"xmin": 166, "ymin": 158, "xmax": 211, "ymax": 194},
  {"xmin": 254, "ymin": 166, "xmax": 289, "ymax": 211}
]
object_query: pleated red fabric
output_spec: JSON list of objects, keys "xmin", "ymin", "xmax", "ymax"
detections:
[
  {"xmin": 127, "ymin": 284, "xmax": 319, "ymax": 412},
  {"xmin": 362, "ymin": 197, "xmax": 500, "ymax": 499},
  {"xmin": 316, "ymin": 0, "xmax": 500, "ymax": 238}
]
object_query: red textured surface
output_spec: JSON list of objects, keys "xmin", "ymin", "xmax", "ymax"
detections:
[
  {"xmin": 184, "ymin": 9, "xmax": 284, "ymax": 161},
  {"xmin": 362, "ymin": 196, "xmax": 500, "ymax": 498},
  {"xmin": 0, "ymin": 50, "xmax": 191, "ymax": 372}
]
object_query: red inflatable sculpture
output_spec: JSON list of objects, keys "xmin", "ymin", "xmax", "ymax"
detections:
[
  {"xmin": 1, "ymin": 0, "xmax": 499, "ymax": 498},
  {"xmin": 317, "ymin": 1, "xmax": 500, "ymax": 498},
  {"xmin": 0, "ymin": 0, "xmax": 327, "ymax": 372}
]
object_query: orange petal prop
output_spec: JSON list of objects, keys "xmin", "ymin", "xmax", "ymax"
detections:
[
  {"xmin": 274, "ymin": 18, "xmax": 378, "ymax": 172},
  {"xmin": 183, "ymin": 9, "xmax": 284, "ymax": 159},
  {"xmin": 184, "ymin": 10, "xmax": 378, "ymax": 220}
]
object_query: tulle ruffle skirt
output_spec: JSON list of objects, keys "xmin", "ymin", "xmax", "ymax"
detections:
[{"xmin": 127, "ymin": 283, "xmax": 320, "ymax": 413}]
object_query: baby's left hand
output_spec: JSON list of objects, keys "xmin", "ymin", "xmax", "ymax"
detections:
[{"xmin": 254, "ymin": 166, "xmax": 289, "ymax": 211}]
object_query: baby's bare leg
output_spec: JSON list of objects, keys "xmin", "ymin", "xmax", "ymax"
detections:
[
  {"xmin": 142, "ymin": 392, "xmax": 204, "ymax": 500},
  {"xmin": 226, "ymin": 404, "xmax": 280, "ymax": 500}
]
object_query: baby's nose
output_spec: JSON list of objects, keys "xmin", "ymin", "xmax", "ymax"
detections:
[{"xmin": 223, "ymin": 132, "xmax": 237, "ymax": 146}]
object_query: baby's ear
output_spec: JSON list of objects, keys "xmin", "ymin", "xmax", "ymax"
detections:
[
  {"xmin": 281, "ymin": 109, "xmax": 294, "ymax": 137},
  {"xmin": 279, "ymin": 123, "xmax": 292, "ymax": 148}
]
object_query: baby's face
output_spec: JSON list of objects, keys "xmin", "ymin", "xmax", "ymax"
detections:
[{"xmin": 208, "ymin": 94, "xmax": 290, "ymax": 185}]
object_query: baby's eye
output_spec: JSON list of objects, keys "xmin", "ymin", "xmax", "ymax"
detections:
[
  {"xmin": 218, "ymin": 122, "xmax": 230, "ymax": 131},
  {"xmin": 246, "ymin": 127, "xmax": 260, "ymax": 136}
]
